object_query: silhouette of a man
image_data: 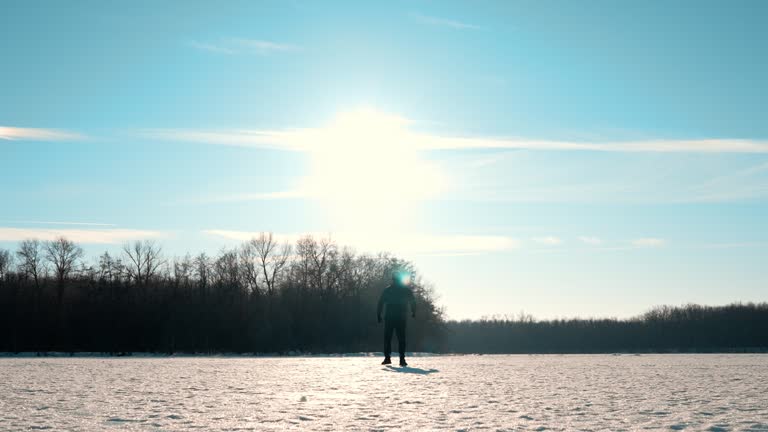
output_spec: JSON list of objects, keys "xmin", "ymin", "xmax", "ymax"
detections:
[{"xmin": 377, "ymin": 271, "xmax": 416, "ymax": 366}]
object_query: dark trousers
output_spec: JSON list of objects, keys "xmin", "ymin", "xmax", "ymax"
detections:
[{"xmin": 384, "ymin": 318, "xmax": 406, "ymax": 358}]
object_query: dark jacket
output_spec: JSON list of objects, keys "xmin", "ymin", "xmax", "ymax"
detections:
[{"xmin": 377, "ymin": 284, "xmax": 416, "ymax": 321}]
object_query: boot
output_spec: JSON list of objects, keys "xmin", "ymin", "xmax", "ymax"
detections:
[
  {"xmin": 399, "ymin": 356, "xmax": 408, "ymax": 367},
  {"xmin": 381, "ymin": 356, "xmax": 392, "ymax": 365}
]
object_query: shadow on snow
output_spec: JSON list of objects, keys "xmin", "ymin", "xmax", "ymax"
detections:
[{"xmin": 383, "ymin": 365, "xmax": 439, "ymax": 375}]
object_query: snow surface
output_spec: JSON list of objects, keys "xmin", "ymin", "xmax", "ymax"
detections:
[{"xmin": 1, "ymin": 354, "xmax": 767, "ymax": 431}]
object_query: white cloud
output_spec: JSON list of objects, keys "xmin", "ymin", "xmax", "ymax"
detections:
[
  {"xmin": 223, "ymin": 190, "xmax": 303, "ymax": 200},
  {"xmin": 190, "ymin": 38, "xmax": 300, "ymax": 55},
  {"xmin": 145, "ymin": 117, "xmax": 768, "ymax": 155},
  {"xmin": 144, "ymin": 128, "xmax": 307, "ymax": 150},
  {"xmin": 203, "ymin": 230, "xmax": 519, "ymax": 255},
  {"xmin": 230, "ymin": 38, "xmax": 299, "ymax": 53},
  {"xmin": 0, "ymin": 228, "xmax": 165, "ymax": 244},
  {"xmin": 632, "ymin": 238, "xmax": 666, "ymax": 247},
  {"xmin": 410, "ymin": 13, "xmax": 481, "ymax": 30},
  {"xmin": 413, "ymin": 136, "xmax": 768, "ymax": 153},
  {"xmin": 578, "ymin": 236, "xmax": 602, "ymax": 245},
  {"xmin": 176, "ymin": 190, "xmax": 304, "ymax": 205},
  {"xmin": 145, "ymin": 109, "xmax": 768, "ymax": 208},
  {"xmin": 189, "ymin": 41, "xmax": 237, "ymax": 55},
  {"xmin": 0, "ymin": 126, "xmax": 83, "ymax": 141},
  {"xmin": 532, "ymin": 236, "xmax": 562, "ymax": 246}
]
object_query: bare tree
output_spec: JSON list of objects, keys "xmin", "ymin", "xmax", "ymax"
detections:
[
  {"xmin": 249, "ymin": 232, "xmax": 292, "ymax": 296},
  {"xmin": 213, "ymin": 248, "xmax": 241, "ymax": 290},
  {"xmin": 312, "ymin": 236, "xmax": 336, "ymax": 294},
  {"xmin": 0, "ymin": 248, "xmax": 12, "ymax": 281},
  {"xmin": 193, "ymin": 252, "xmax": 211, "ymax": 294},
  {"xmin": 97, "ymin": 251, "xmax": 124, "ymax": 283},
  {"xmin": 294, "ymin": 235, "xmax": 315, "ymax": 288},
  {"xmin": 294, "ymin": 235, "xmax": 336, "ymax": 293},
  {"xmin": 44, "ymin": 237, "xmax": 84, "ymax": 285},
  {"xmin": 16, "ymin": 239, "xmax": 45, "ymax": 289},
  {"xmin": 122, "ymin": 240, "xmax": 165, "ymax": 285},
  {"xmin": 238, "ymin": 242, "xmax": 262, "ymax": 295},
  {"xmin": 331, "ymin": 246, "xmax": 356, "ymax": 296},
  {"xmin": 172, "ymin": 254, "xmax": 193, "ymax": 290}
]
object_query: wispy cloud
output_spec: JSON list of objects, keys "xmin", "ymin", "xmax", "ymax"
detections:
[
  {"xmin": 414, "ymin": 136, "xmax": 768, "ymax": 153},
  {"xmin": 144, "ymin": 128, "xmax": 307, "ymax": 150},
  {"xmin": 0, "ymin": 228, "xmax": 165, "ymax": 244},
  {"xmin": 175, "ymin": 190, "xmax": 304, "ymax": 205},
  {"xmin": 682, "ymin": 161, "xmax": 768, "ymax": 202},
  {"xmin": 632, "ymin": 238, "xmax": 666, "ymax": 247},
  {"xmin": 578, "ymin": 236, "xmax": 602, "ymax": 245},
  {"xmin": 410, "ymin": 13, "xmax": 481, "ymax": 30},
  {"xmin": 189, "ymin": 41, "xmax": 237, "ymax": 55},
  {"xmin": 204, "ymin": 230, "xmax": 518, "ymax": 255},
  {"xmin": 532, "ymin": 236, "xmax": 562, "ymax": 246},
  {"xmin": 145, "ymin": 122, "xmax": 768, "ymax": 154},
  {"xmin": 230, "ymin": 38, "xmax": 299, "ymax": 53},
  {"xmin": 210, "ymin": 190, "xmax": 303, "ymax": 202},
  {"xmin": 0, "ymin": 126, "xmax": 83, "ymax": 141},
  {"xmin": 144, "ymin": 109, "xmax": 768, "ymax": 207},
  {"xmin": 530, "ymin": 239, "xmax": 674, "ymax": 254},
  {"xmin": 189, "ymin": 38, "xmax": 300, "ymax": 55}
]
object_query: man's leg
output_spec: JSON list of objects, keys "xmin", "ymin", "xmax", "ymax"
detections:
[
  {"xmin": 383, "ymin": 319, "xmax": 395, "ymax": 362},
  {"xmin": 395, "ymin": 319, "xmax": 407, "ymax": 365}
]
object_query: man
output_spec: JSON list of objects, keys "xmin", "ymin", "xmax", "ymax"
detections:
[{"xmin": 377, "ymin": 271, "xmax": 417, "ymax": 366}]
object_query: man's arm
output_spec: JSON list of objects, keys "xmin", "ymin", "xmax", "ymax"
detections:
[
  {"xmin": 377, "ymin": 288, "xmax": 386, "ymax": 323},
  {"xmin": 409, "ymin": 289, "xmax": 416, "ymax": 318}
]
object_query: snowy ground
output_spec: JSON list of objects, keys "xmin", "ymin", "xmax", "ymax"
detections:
[{"xmin": 1, "ymin": 354, "xmax": 767, "ymax": 431}]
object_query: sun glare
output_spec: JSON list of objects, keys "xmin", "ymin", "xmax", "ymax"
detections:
[{"xmin": 299, "ymin": 108, "xmax": 446, "ymax": 233}]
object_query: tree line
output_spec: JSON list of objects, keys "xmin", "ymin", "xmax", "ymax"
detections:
[
  {"xmin": 0, "ymin": 236, "xmax": 765, "ymax": 354},
  {"xmin": 443, "ymin": 303, "xmax": 768, "ymax": 353},
  {"xmin": 0, "ymin": 234, "xmax": 443, "ymax": 354}
]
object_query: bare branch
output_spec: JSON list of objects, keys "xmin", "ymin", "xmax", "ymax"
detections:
[
  {"xmin": 44, "ymin": 236, "xmax": 84, "ymax": 285},
  {"xmin": 122, "ymin": 240, "xmax": 165, "ymax": 285},
  {"xmin": 16, "ymin": 239, "xmax": 45, "ymax": 288}
]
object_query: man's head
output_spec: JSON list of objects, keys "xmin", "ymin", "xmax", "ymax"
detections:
[{"xmin": 392, "ymin": 270, "xmax": 411, "ymax": 287}]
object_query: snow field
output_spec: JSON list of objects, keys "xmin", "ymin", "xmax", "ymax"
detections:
[{"xmin": 1, "ymin": 354, "xmax": 767, "ymax": 431}]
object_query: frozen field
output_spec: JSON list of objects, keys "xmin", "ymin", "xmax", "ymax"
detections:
[{"xmin": 1, "ymin": 354, "xmax": 767, "ymax": 431}]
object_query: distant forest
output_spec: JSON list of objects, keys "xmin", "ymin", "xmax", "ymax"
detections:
[
  {"xmin": 444, "ymin": 303, "xmax": 768, "ymax": 353},
  {"xmin": 0, "ymin": 235, "xmax": 766, "ymax": 354}
]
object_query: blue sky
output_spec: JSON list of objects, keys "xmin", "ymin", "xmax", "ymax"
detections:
[{"xmin": 2, "ymin": 0, "xmax": 767, "ymax": 319}]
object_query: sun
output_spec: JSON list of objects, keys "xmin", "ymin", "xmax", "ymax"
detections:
[{"xmin": 299, "ymin": 108, "xmax": 446, "ymax": 234}]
